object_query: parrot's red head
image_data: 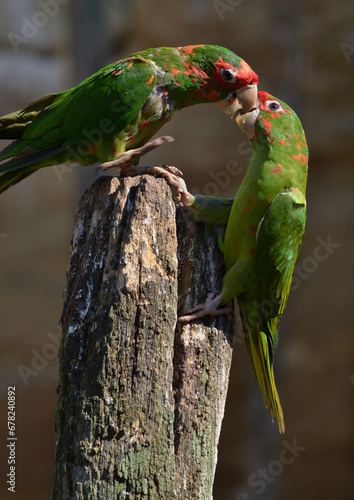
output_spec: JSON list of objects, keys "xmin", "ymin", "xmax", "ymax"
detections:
[
  {"xmin": 165, "ymin": 44, "xmax": 258, "ymax": 113},
  {"xmin": 257, "ymin": 91, "xmax": 292, "ymax": 114},
  {"xmin": 211, "ymin": 58, "xmax": 258, "ymax": 91},
  {"xmin": 236, "ymin": 91, "xmax": 296, "ymax": 139},
  {"xmin": 213, "ymin": 59, "xmax": 259, "ymax": 116}
]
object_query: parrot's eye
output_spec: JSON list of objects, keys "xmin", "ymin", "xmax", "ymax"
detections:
[
  {"xmin": 265, "ymin": 100, "xmax": 284, "ymax": 112},
  {"xmin": 221, "ymin": 68, "xmax": 237, "ymax": 83}
]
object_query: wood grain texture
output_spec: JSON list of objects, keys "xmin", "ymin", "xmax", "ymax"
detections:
[{"xmin": 52, "ymin": 175, "xmax": 234, "ymax": 500}]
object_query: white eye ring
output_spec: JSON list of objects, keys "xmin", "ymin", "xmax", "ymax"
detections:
[
  {"xmin": 221, "ymin": 68, "xmax": 237, "ymax": 83},
  {"xmin": 265, "ymin": 100, "xmax": 284, "ymax": 112}
]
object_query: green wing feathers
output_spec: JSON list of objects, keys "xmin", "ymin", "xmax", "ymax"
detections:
[
  {"xmin": 0, "ymin": 56, "xmax": 157, "ymax": 192},
  {"xmin": 242, "ymin": 189, "xmax": 306, "ymax": 433},
  {"xmin": 255, "ymin": 189, "xmax": 307, "ymax": 320}
]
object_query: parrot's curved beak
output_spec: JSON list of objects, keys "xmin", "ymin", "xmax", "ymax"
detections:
[
  {"xmin": 235, "ymin": 84, "xmax": 258, "ymax": 113},
  {"xmin": 214, "ymin": 83, "xmax": 258, "ymax": 118},
  {"xmin": 236, "ymin": 104, "xmax": 259, "ymax": 138}
]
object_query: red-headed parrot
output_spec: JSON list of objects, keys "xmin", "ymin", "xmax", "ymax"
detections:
[
  {"xmin": 162, "ymin": 91, "xmax": 308, "ymax": 433},
  {"xmin": 0, "ymin": 44, "xmax": 258, "ymax": 193}
]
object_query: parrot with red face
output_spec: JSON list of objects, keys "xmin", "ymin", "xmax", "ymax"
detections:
[
  {"xmin": 0, "ymin": 44, "xmax": 258, "ymax": 193},
  {"xmin": 162, "ymin": 91, "xmax": 308, "ymax": 433}
]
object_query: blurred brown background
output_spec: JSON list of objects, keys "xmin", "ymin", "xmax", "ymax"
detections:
[{"xmin": 0, "ymin": 1, "xmax": 353, "ymax": 499}]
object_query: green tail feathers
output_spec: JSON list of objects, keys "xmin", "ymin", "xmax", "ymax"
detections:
[
  {"xmin": 0, "ymin": 168, "xmax": 34, "ymax": 194},
  {"xmin": 0, "ymin": 146, "xmax": 66, "ymax": 193},
  {"xmin": 241, "ymin": 309, "xmax": 285, "ymax": 434},
  {"xmin": 0, "ymin": 93, "xmax": 57, "ymax": 140}
]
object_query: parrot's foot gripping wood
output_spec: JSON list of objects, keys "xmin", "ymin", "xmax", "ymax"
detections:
[
  {"xmin": 148, "ymin": 170, "xmax": 194, "ymax": 205},
  {"xmin": 121, "ymin": 164, "xmax": 183, "ymax": 179},
  {"xmin": 100, "ymin": 135, "xmax": 188, "ymax": 199},
  {"xmin": 100, "ymin": 135, "xmax": 175, "ymax": 171},
  {"xmin": 179, "ymin": 293, "xmax": 232, "ymax": 322}
]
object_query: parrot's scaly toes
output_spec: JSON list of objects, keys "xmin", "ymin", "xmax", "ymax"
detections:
[
  {"xmin": 158, "ymin": 164, "xmax": 183, "ymax": 177},
  {"xmin": 117, "ymin": 164, "xmax": 190, "ymax": 204},
  {"xmin": 120, "ymin": 164, "xmax": 155, "ymax": 177},
  {"xmin": 178, "ymin": 293, "xmax": 232, "ymax": 322},
  {"xmin": 149, "ymin": 167, "xmax": 192, "ymax": 205}
]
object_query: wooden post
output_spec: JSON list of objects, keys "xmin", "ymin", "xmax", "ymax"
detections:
[{"xmin": 52, "ymin": 175, "xmax": 234, "ymax": 500}]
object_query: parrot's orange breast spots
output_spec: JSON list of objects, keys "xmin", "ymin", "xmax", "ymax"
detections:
[
  {"xmin": 138, "ymin": 119, "xmax": 152, "ymax": 129},
  {"xmin": 145, "ymin": 75, "xmax": 154, "ymax": 85},
  {"xmin": 271, "ymin": 164, "xmax": 283, "ymax": 174},
  {"xmin": 111, "ymin": 147, "xmax": 122, "ymax": 157},
  {"xmin": 292, "ymin": 154, "xmax": 307, "ymax": 165},
  {"xmin": 260, "ymin": 117, "xmax": 272, "ymax": 137}
]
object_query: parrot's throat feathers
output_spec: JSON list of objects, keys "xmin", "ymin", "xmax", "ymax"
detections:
[
  {"xmin": 144, "ymin": 62, "xmax": 175, "ymax": 122},
  {"xmin": 150, "ymin": 60, "xmax": 166, "ymax": 82},
  {"xmin": 146, "ymin": 85, "xmax": 175, "ymax": 118},
  {"xmin": 250, "ymin": 117, "xmax": 308, "ymax": 202}
]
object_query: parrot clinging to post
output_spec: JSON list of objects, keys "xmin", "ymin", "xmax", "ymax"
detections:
[
  {"xmin": 161, "ymin": 91, "xmax": 308, "ymax": 433},
  {"xmin": 0, "ymin": 44, "xmax": 258, "ymax": 193}
]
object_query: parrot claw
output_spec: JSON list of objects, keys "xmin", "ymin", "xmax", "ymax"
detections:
[
  {"xmin": 121, "ymin": 164, "xmax": 183, "ymax": 178},
  {"xmin": 98, "ymin": 134, "xmax": 192, "ymax": 204},
  {"xmin": 100, "ymin": 135, "xmax": 175, "ymax": 171},
  {"xmin": 119, "ymin": 163, "xmax": 190, "ymax": 203},
  {"xmin": 178, "ymin": 293, "xmax": 232, "ymax": 322},
  {"xmin": 149, "ymin": 168, "xmax": 193, "ymax": 204},
  {"xmin": 122, "ymin": 165, "xmax": 192, "ymax": 205},
  {"xmin": 159, "ymin": 164, "xmax": 183, "ymax": 177}
]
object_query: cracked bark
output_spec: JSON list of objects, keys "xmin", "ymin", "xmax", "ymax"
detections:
[{"xmin": 52, "ymin": 175, "xmax": 234, "ymax": 500}]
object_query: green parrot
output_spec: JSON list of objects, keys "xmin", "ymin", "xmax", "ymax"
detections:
[
  {"xmin": 0, "ymin": 44, "xmax": 258, "ymax": 193},
  {"xmin": 162, "ymin": 91, "xmax": 308, "ymax": 433}
]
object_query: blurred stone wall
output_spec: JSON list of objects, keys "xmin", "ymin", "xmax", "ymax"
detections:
[{"xmin": 0, "ymin": 1, "xmax": 353, "ymax": 499}]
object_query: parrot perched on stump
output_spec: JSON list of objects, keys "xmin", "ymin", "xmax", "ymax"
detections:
[
  {"xmin": 161, "ymin": 91, "xmax": 308, "ymax": 433},
  {"xmin": 0, "ymin": 44, "xmax": 258, "ymax": 193}
]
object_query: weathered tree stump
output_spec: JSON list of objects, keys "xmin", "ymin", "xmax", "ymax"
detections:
[{"xmin": 52, "ymin": 175, "xmax": 234, "ymax": 500}]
